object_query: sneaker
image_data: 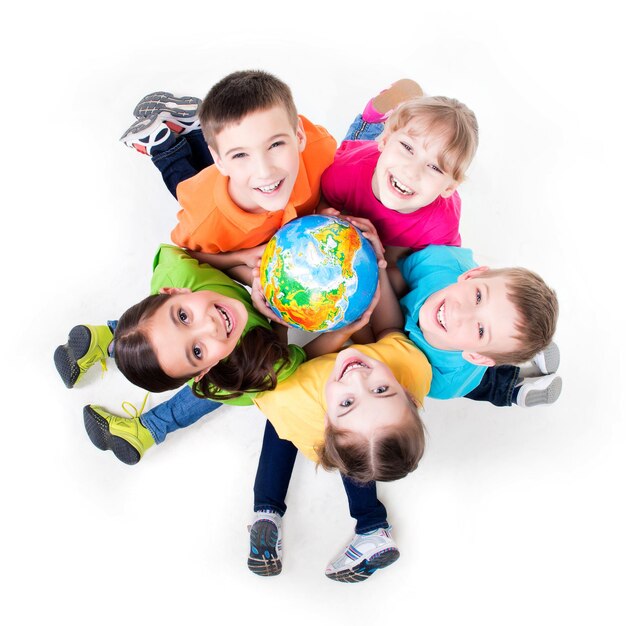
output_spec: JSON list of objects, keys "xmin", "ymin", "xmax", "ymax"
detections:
[
  {"xmin": 119, "ymin": 116, "xmax": 177, "ymax": 156},
  {"xmin": 531, "ymin": 342, "xmax": 560, "ymax": 375},
  {"xmin": 83, "ymin": 396, "xmax": 154, "ymax": 465},
  {"xmin": 515, "ymin": 374, "xmax": 563, "ymax": 408},
  {"xmin": 132, "ymin": 91, "xmax": 202, "ymax": 135},
  {"xmin": 54, "ymin": 324, "xmax": 113, "ymax": 388},
  {"xmin": 247, "ymin": 510, "xmax": 283, "ymax": 576},
  {"xmin": 325, "ymin": 527, "xmax": 400, "ymax": 583}
]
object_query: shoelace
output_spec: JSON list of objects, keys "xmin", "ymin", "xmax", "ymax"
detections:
[{"xmin": 121, "ymin": 393, "xmax": 149, "ymax": 419}]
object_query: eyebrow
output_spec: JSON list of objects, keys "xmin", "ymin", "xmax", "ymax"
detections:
[
  {"xmin": 336, "ymin": 392, "xmax": 399, "ymax": 418},
  {"xmin": 478, "ymin": 283, "xmax": 492, "ymax": 344},
  {"xmin": 169, "ymin": 305, "xmax": 197, "ymax": 368},
  {"xmin": 224, "ymin": 133, "xmax": 291, "ymax": 157}
]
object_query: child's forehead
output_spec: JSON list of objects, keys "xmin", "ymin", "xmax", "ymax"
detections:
[{"xmin": 400, "ymin": 117, "xmax": 452, "ymax": 146}]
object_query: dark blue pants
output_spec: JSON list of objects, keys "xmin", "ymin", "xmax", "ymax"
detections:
[
  {"xmin": 253, "ymin": 420, "xmax": 389, "ymax": 534},
  {"xmin": 465, "ymin": 365, "xmax": 521, "ymax": 406},
  {"xmin": 151, "ymin": 129, "xmax": 213, "ymax": 198}
]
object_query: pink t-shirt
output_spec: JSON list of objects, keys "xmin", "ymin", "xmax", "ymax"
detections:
[{"xmin": 321, "ymin": 140, "xmax": 462, "ymax": 249}]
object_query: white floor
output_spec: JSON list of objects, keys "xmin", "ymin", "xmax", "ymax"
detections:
[{"xmin": 3, "ymin": 2, "xmax": 624, "ymax": 624}]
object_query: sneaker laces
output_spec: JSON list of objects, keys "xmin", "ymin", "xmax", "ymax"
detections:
[{"xmin": 121, "ymin": 393, "xmax": 149, "ymax": 420}]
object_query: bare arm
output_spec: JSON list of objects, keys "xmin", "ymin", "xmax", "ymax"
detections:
[{"xmin": 187, "ymin": 244, "xmax": 267, "ymax": 287}]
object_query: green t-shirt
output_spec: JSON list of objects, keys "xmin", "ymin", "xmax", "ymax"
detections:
[{"xmin": 150, "ymin": 244, "xmax": 305, "ymax": 405}]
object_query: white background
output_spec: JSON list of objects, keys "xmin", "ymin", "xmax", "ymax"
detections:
[{"xmin": 2, "ymin": 1, "xmax": 624, "ymax": 624}]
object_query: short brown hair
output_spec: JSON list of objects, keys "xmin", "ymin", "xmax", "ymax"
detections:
[
  {"xmin": 480, "ymin": 268, "xmax": 559, "ymax": 365},
  {"xmin": 315, "ymin": 395, "xmax": 426, "ymax": 484},
  {"xmin": 383, "ymin": 95, "xmax": 479, "ymax": 182},
  {"xmin": 198, "ymin": 69, "xmax": 299, "ymax": 149}
]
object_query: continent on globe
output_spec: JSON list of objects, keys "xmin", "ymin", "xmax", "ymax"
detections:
[{"xmin": 259, "ymin": 215, "xmax": 379, "ymax": 331}]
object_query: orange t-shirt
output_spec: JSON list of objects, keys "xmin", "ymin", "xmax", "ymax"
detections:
[{"xmin": 171, "ymin": 116, "xmax": 337, "ymax": 253}]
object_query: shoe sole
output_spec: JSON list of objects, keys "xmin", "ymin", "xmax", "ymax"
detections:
[
  {"xmin": 326, "ymin": 547, "xmax": 400, "ymax": 583},
  {"xmin": 523, "ymin": 376, "xmax": 563, "ymax": 407},
  {"xmin": 248, "ymin": 519, "xmax": 282, "ymax": 576},
  {"xmin": 133, "ymin": 92, "xmax": 201, "ymax": 119},
  {"xmin": 83, "ymin": 405, "xmax": 141, "ymax": 465},
  {"xmin": 54, "ymin": 325, "xmax": 92, "ymax": 388},
  {"xmin": 540, "ymin": 343, "xmax": 560, "ymax": 375}
]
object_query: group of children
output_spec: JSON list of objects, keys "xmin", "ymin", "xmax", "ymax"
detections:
[{"xmin": 54, "ymin": 70, "xmax": 560, "ymax": 583}]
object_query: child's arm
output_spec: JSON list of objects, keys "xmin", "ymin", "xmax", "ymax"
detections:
[{"xmin": 186, "ymin": 244, "xmax": 267, "ymax": 286}]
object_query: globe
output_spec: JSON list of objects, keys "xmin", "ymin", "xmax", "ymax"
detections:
[{"xmin": 259, "ymin": 215, "xmax": 379, "ymax": 331}]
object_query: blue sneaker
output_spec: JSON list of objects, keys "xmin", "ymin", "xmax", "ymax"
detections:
[
  {"xmin": 325, "ymin": 527, "xmax": 399, "ymax": 583},
  {"xmin": 247, "ymin": 510, "xmax": 283, "ymax": 576}
]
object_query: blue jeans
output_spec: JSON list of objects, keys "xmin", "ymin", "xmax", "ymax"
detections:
[
  {"xmin": 107, "ymin": 321, "xmax": 221, "ymax": 444},
  {"xmin": 151, "ymin": 129, "xmax": 213, "ymax": 198},
  {"xmin": 465, "ymin": 365, "xmax": 521, "ymax": 407},
  {"xmin": 344, "ymin": 114, "xmax": 384, "ymax": 142},
  {"xmin": 253, "ymin": 421, "xmax": 389, "ymax": 533}
]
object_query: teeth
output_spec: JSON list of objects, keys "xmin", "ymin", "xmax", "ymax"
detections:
[
  {"xmin": 257, "ymin": 181, "xmax": 281, "ymax": 193},
  {"xmin": 216, "ymin": 306, "xmax": 232, "ymax": 335},
  {"xmin": 340, "ymin": 360, "xmax": 368, "ymax": 380},
  {"xmin": 436, "ymin": 303, "xmax": 447, "ymax": 330},
  {"xmin": 391, "ymin": 175, "xmax": 414, "ymax": 195}
]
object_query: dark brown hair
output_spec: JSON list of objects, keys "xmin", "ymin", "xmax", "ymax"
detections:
[
  {"xmin": 113, "ymin": 293, "xmax": 292, "ymax": 399},
  {"xmin": 198, "ymin": 70, "xmax": 299, "ymax": 148},
  {"xmin": 315, "ymin": 396, "xmax": 426, "ymax": 484}
]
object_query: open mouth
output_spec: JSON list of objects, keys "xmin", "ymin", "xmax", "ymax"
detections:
[
  {"xmin": 339, "ymin": 358, "xmax": 370, "ymax": 381},
  {"xmin": 255, "ymin": 179, "xmax": 284, "ymax": 194},
  {"xmin": 389, "ymin": 174, "xmax": 415, "ymax": 196},
  {"xmin": 215, "ymin": 304, "xmax": 234, "ymax": 337},
  {"xmin": 436, "ymin": 301, "xmax": 447, "ymax": 331}
]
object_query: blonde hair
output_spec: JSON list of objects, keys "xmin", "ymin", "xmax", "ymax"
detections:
[
  {"xmin": 316, "ymin": 393, "xmax": 426, "ymax": 484},
  {"xmin": 198, "ymin": 70, "xmax": 299, "ymax": 149},
  {"xmin": 383, "ymin": 95, "xmax": 479, "ymax": 182},
  {"xmin": 480, "ymin": 267, "xmax": 559, "ymax": 365}
]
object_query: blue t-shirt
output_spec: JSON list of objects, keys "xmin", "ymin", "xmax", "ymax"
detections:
[{"xmin": 399, "ymin": 245, "xmax": 487, "ymax": 399}]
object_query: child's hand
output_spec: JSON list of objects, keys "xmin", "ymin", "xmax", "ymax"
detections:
[
  {"xmin": 250, "ymin": 262, "xmax": 290, "ymax": 326},
  {"xmin": 336, "ymin": 282, "xmax": 381, "ymax": 337},
  {"xmin": 344, "ymin": 216, "xmax": 387, "ymax": 269},
  {"xmin": 239, "ymin": 243, "xmax": 267, "ymax": 269},
  {"xmin": 317, "ymin": 206, "xmax": 341, "ymax": 217}
]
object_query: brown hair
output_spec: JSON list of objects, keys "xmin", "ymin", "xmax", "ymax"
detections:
[
  {"xmin": 198, "ymin": 69, "xmax": 299, "ymax": 149},
  {"xmin": 315, "ymin": 395, "xmax": 426, "ymax": 484},
  {"xmin": 480, "ymin": 267, "xmax": 559, "ymax": 365},
  {"xmin": 383, "ymin": 95, "xmax": 479, "ymax": 182},
  {"xmin": 113, "ymin": 293, "xmax": 292, "ymax": 398}
]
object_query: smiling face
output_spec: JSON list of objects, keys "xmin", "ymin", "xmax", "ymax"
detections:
[
  {"xmin": 144, "ymin": 288, "xmax": 248, "ymax": 380},
  {"xmin": 324, "ymin": 347, "xmax": 416, "ymax": 436},
  {"xmin": 418, "ymin": 267, "xmax": 522, "ymax": 365},
  {"xmin": 372, "ymin": 119, "xmax": 459, "ymax": 213},
  {"xmin": 209, "ymin": 105, "xmax": 306, "ymax": 214}
]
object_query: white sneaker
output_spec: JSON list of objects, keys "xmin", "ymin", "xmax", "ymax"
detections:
[
  {"xmin": 247, "ymin": 510, "xmax": 283, "ymax": 576},
  {"xmin": 515, "ymin": 374, "xmax": 562, "ymax": 408},
  {"xmin": 521, "ymin": 342, "xmax": 560, "ymax": 378},
  {"xmin": 325, "ymin": 527, "xmax": 399, "ymax": 583}
]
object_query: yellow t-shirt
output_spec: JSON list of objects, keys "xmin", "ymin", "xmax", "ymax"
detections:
[{"xmin": 253, "ymin": 332, "xmax": 432, "ymax": 462}]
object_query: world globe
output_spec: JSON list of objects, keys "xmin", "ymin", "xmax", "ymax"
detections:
[{"xmin": 259, "ymin": 215, "xmax": 379, "ymax": 331}]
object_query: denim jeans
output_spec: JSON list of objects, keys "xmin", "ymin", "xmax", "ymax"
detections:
[
  {"xmin": 464, "ymin": 365, "xmax": 521, "ymax": 407},
  {"xmin": 253, "ymin": 421, "xmax": 389, "ymax": 533},
  {"xmin": 343, "ymin": 114, "xmax": 384, "ymax": 142},
  {"xmin": 151, "ymin": 129, "xmax": 213, "ymax": 199}
]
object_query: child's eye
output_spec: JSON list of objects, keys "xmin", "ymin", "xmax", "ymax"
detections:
[
  {"xmin": 269, "ymin": 141, "xmax": 285, "ymax": 149},
  {"xmin": 428, "ymin": 163, "xmax": 443, "ymax": 174},
  {"xmin": 193, "ymin": 345, "xmax": 202, "ymax": 359},
  {"xmin": 400, "ymin": 141, "xmax": 414, "ymax": 154},
  {"xmin": 340, "ymin": 398, "xmax": 354, "ymax": 408},
  {"xmin": 372, "ymin": 385, "xmax": 389, "ymax": 394},
  {"xmin": 232, "ymin": 152, "xmax": 247, "ymax": 159},
  {"xmin": 476, "ymin": 289, "xmax": 482, "ymax": 304},
  {"xmin": 478, "ymin": 324, "xmax": 484, "ymax": 339},
  {"xmin": 178, "ymin": 309, "xmax": 189, "ymax": 323}
]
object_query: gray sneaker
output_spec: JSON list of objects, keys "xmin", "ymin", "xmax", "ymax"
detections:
[
  {"xmin": 133, "ymin": 91, "xmax": 201, "ymax": 135},
  {"xmin": 325, "ymin": 527, "xmax": 399, "ymax": 583},
  {"xmin": 516, "ymin": 374, "xmax": 562, "ymax": 408},
  {"xmin": 247, "ymin": 510, "xmax": 283, "ymax": 576}
]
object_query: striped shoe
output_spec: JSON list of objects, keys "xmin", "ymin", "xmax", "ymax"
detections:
[
  {"xmin": 247, "ymin": 510, "xmax": 283, "ymax": 576},
  {"xmin": 325, "ymin": 527, "xmax": 399, "ymax": 583}
]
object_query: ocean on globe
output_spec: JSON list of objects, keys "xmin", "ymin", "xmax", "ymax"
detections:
[{"xmin": 259, "ymin": 215, "xmax": 379, "ymax": 331}]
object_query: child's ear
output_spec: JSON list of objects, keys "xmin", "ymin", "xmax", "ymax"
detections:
[
  {"xmin": 208, "ymin": 145, "xmax": 227, "ymax": 176},
  {"xmin": 457, "ymin": 266, "xmax": 490, "ymax": 282},
  {"xmin": 159, "ymin": 287, "xmax": 192, "ymax": 295},
  {"xmin": 377, "ymin": 132, "xmax": 389, "ymax": 153},
  {"xmin": 461, "ymin": 351, "xmax": 496, "ymax": 367},
  {"xmin": 193, "ymin": 366, "xmax": 213, "ymax": 383},
  {"xmin": 440, "ymin": 182, "xmax": 459, "ymax": 198},
  {"xmin": 296, "ymin": 118, "xmax": 307, "ymax": 153}
]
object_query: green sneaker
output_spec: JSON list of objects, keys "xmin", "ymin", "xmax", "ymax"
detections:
[
  {"xmin": 54, "ymin": 324, "xmax": 113, "ymax": 388},
  {"xmin": 83, "ymin": 396, "xmax": 155, "ymax": 465}
]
